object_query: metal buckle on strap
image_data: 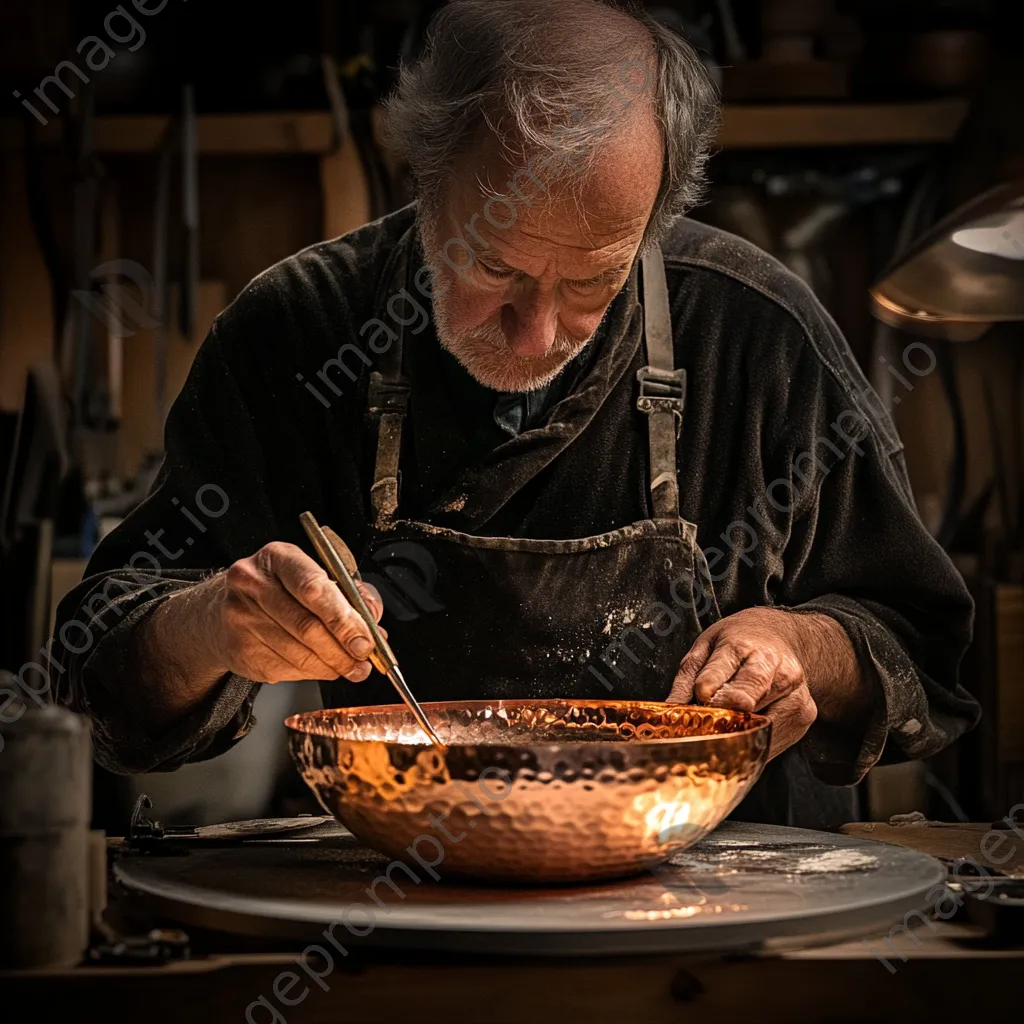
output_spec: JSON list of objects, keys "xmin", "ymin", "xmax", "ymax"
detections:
[
  {"xmin": 368, "ymin": 371, "xmax": 411, "ymax": 415},
  {"xmin": 636, "ymin": 366, "xmax": 685, "ymax": 435}
]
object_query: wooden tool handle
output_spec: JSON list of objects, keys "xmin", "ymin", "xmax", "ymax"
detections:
[
  {"xmin": 319, "ymin": 525, "xmax": 387, "ymax": 673},
  {"xmin": 322, "ymin": 526, "xmax": 362, "ymax": 580},
  {"xmin": 299, "ymin": 512, "xmax": 395, "ymax": 673}
]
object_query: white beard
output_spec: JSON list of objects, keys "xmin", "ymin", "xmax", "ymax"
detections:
[{"xmin": 433, "ymin": 304, "xmax": 591, "ymax": 393}]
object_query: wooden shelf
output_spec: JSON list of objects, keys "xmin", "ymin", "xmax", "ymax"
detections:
[
  {"xmin": 718, "ymin": 99, "xmax": 968, "ymax": 148},
  {"xmin": 1, "ymin": 100, "xmax": 968, "ymax": 155},
  {"xmin": 0, "ymin": 111, "xmax": 336, "ymax": 155}
]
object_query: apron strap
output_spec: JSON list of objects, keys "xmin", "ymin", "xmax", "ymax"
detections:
[
  {"xmin": 368, "ymin": 373, "xmax": 408, "ymax": 526},
  {"xmin": 368, "ymin": 282, "xmax": 409, "ymax": 526},
  {"xmin": 639, "ymin": 247, "xmax": 686, "ymax": 519}
]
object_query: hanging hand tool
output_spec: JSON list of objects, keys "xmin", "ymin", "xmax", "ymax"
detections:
[
  {"xmin": 179, "ymin": 82, "xmax": 199, "ymax": 342},
  {"xmin": 151, "ymin": 118, "xmax": 174, "ymax": 422},
  {"xmin": 69, "ymin": 87, "xmax": 104, "ymax": 433}
]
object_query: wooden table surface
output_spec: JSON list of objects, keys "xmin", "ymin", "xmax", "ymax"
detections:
[
  {"xmin": 4, "ymin": 927, "xmax": 1021, "ymax": 1024},
  {"xmin": 840, "ymin": 820, "xmax": 1024, "ymax": 878}
]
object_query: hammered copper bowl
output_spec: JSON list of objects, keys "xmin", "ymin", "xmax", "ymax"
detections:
[{"xmin": 286, "ymin": 699, "xmax": 770, "ymax": 884}]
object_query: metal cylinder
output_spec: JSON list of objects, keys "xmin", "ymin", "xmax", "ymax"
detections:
[{"xmin": 0, "ymin": 707, "xmax": 93, "ymax": 968}]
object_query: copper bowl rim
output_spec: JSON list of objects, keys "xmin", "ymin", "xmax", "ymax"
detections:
[{"xmin": 285, "ymin": 698, "xmax": 772, "ymax": 752}]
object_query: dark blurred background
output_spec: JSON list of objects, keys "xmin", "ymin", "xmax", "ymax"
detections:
[{"xmin": 1, "ymin": 0, "xmax": 1022, "ymax": 833}]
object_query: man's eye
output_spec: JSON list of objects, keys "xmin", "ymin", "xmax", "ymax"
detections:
[
  {"xmin": 565, "ymin": 276, "xmax": 606, "ymax": 293},
  {"xmin": 478, "ymin": 261, "xmax": 515, "ymax": 279}
]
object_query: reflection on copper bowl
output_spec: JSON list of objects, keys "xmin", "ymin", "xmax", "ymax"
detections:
[{"xmin": 286, "ymin": 699, "xmax": 771, "ymax": 883}]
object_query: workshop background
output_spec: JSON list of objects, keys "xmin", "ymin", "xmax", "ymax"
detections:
[{"xmin": 1, "ymin": 0, "xmax": 1022, "ymax": 834}]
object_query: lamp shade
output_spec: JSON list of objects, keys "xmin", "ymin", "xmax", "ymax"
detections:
[{"xmin": 870, "ymin": 178, "xmax": 1024, "ymax": 341}]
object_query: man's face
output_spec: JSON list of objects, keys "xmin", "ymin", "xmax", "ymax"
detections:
[{"xmin": 421, "ymin": 112, "xmax": 663, "ymax": 392}]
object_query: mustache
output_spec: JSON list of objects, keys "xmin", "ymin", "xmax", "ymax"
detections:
[
  {"xmin": 466, "ymin": 320, "xmax": 583, "ymax": 358},
  {"xmin": 444, "ymin": 319, "xmax": 589, "ymax": 392}
]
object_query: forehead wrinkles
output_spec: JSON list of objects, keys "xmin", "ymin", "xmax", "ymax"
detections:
[
  {"xmin": 513, "ymin": 229, "xmax": 637, "ymax": 277},
  {"xmin": 469, "ymin": 202, "xmax": 644, "ymax": 277}
]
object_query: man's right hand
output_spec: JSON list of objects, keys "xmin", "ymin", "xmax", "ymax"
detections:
[
  {"xmin": 135, "ymin": 540, "xmax": 387, "ymax": 731},
  {"xmin": 206, "ymin": 541, "xmax": 384, "ymax": 684}
]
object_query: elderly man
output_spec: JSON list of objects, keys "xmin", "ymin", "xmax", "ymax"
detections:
[{"xmin": 55, "ymin": 0, "xmax": 977, "ymax": 827}]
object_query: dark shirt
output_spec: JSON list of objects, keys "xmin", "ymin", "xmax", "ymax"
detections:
[
  {"xmin": 440, "ymin": 332, "xmax": 599, "ymax": 440},
  {"xmin": 53, "ymin": 206, "xmax": 980, "ymax": 829}
]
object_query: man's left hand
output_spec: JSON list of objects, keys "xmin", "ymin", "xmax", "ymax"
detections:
[{"xmin": 667, "ymin": 607, "xmax": 820, "ymax": 760}]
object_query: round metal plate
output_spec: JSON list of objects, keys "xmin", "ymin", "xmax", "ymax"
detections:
[{"xmin": 114, "ymin": 820, "xmax": 946, "ymax": 956}]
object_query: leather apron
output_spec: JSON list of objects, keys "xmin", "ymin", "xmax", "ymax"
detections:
[{"xmin": 325, "ymin": 243, "xmax": 722, "ymax": 708}]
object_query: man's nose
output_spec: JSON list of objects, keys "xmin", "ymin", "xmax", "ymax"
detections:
[{"xmin": 500, "ymin": 286, "xmax": 558, "ymax": 359}]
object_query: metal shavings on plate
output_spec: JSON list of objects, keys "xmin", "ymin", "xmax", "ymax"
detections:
[{"xmin": 669, "ymin": 842, "xmax": 880, "ymax": 875}]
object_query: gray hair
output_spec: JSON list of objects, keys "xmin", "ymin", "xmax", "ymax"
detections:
[{"xmin": 383, "ymin": 0, "xmax": 721, "ymax": 244}]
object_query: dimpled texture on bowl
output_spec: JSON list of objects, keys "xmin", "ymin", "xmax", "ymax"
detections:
[{"xmin": 287, "ymin": 699, "xmax": 770, "ymax": 883}]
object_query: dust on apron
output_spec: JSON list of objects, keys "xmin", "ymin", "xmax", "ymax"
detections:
[{"xmin": 325, "ymin": 242, "xmax": 721, "ymax": 707}]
